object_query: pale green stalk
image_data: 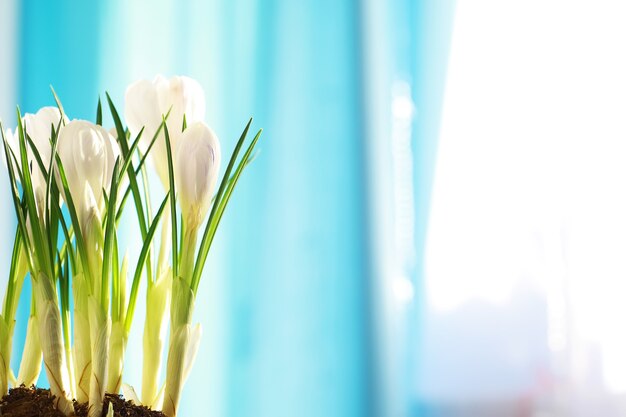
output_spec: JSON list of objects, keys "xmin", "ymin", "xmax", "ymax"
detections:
[
  {"xmin": 17, "ymin": 293, "xmax": 43, "ymax": 386},
  {"xmin": 142, "ymin": 269, "xmax": 171, "ymax": 407},
  {"xmin": 35, "ymin": 274, "xmax": 74, "ymax": 415},
  {"xmin": 18, "ymin": 318, "xmax": 42, "ymax": 387},
  {"xmin": 106, "ymin": 254, "xmax": 127, "ymax": 394},
  {"xmin": 88, "ymin": 296, "xmax": 110, "ymax": 417},
  {"xmin": 0, "ymin": 319, "xmax": 11, "ymax": 397},
  {"xmin": 0, "ymin": 237, "xmax": 28, "ymax": 396},
  {"xmin": 141, "ymin": 208, "xmax": 173, "ymax": 407},
  {"xmin": 73, "ymin": 271, "xmax": 91, "ymax": 402},
  {"xmin": 162, "ymin": 274, "xmax": 201, "ymax": 417},
  {"xmin": 83, "ymin": 203, "xmax": 111, "ymax": 417}
]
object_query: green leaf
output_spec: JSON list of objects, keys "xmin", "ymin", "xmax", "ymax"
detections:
[
  {"xmin": 24, "ymin": 133, "xmax": 49, "ymax": 179},
  {"xmin": 139, "ymin": 151, "xmax": 153, "ymax": 221},
  {"xmin": 102, "ymin": 158, "xmax": 120, "ymax": 308},
  {"xmin": 115, "ymin": 109, "xmax": 170, "ymax": 224},
  {"xmin": 1, "ymin": 130, "xmax": 35, "ymax": 272},
  {"xmin": 124, "ymin": 192, "xmax": 170, "ymax": 334},
  {"xmin": 117, "ymin": 127, "xmax": 144, "ymax": 185},
  {"xmin": 58, "ymin": 251, "xmax": 71, "ymax": 358},
  {"xmin": 107, "ymin": 93, "xmax": 153, "ymax": 283},
  {"xmin": 49, "ymin": 86, "xmax": 67, "ymax": 125},
  {"xmin": 96, "ymin": 97, "xmax": 103, "ymax": 126},
  {"xmin": 191, "ymin": 120, "xmax": 257, "ymax": 291},
  {"xmin": 25, "ymin": 125, "xmax": 58, "ymax": 265},
  {"xmin": 3, "ymin": 228, "xmax": 23, "ymax": 320},
  {"xmin": 191, "ymin": 129, "xmax": 263, "ymax": 293},
  {"xmin": 17, "ymin": 108, "xmax": 50, "ymax": 271},
  {"xmin": 54, "ymin": 153, "xmax": 90, "ymax": 281},
  {"xmin": 162, "ymin": 119, "xmax": 179, "ymax": 278},
  {"xmin": 55, "ymin": 205, "xmax": 76, "ymax": 274},
  {"xmin": 111, "ymin": 232, "xmax": 120, "ymax": 322}
]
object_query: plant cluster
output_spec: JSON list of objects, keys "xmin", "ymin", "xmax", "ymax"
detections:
[{"xmin": 0, "ymin": 75, "xmax": 261, "ymax": 417}]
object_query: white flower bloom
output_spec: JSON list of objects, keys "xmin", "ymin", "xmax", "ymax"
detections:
[
  {"xmin": 55, "ymin": 120, "xmax": 119, "ymax": 227},
  {"xmin": 125, "ymin": 75, "xmax": 206, "ymax": 188},
  {"xmin": 175, "ymin": 122, "xmax": 221, "ymax": 227}
]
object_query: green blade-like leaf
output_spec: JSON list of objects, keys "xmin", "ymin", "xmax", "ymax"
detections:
[
  {"xmin": 190, "ymin": 119, "xmax": 253, "ymax": 290},
  {"xmin": 3, "ymin": 228, "xmax": 22, "ymax": 320},
  {"xmin": 101, "ymin": 158, "xmax": 120, "ymax": 308},
  {"xmin": 24, "ymin": 125, "xmax": 58, "ymax": 265},
  {"xmin": 55, "ymin": 204, "xmax": 76, "ymax": 274},
  {"xmin": 191, "ymin": 127, "xmax": 262, "ymax": 292},
  {"xmin": 124, "ymin": 192, "xmax": 169, "ymax": 333},
  {"xmin": 50, "ymin": 86, "xmax": 67, "ymax": 125},
  {"xmin": 162, "ymin": 119, "xmax": 178, "ymax": 277},
  {"xmin": 1, "ymin": 128, "xmax": 35, "ymax": 272},
  {"xmin": 58, "ymin": 250, "xmax": 71, "ymax": 355},
  {"xmin": 24, "ymin": 133, "xmax": 49, "ymax": 179},
  {"xmin": 46, "ymin": 120, "xmax": 62, "ymax": 230},
  {"xmin": 115, "ymin": 109, "xmax": 170, "ymax": 223},
  {"xmin": 115, "ymin": 183, "xmax": 132, "ymax": 225},
  {"xmin": 117, "ymin": 127, "xmax": 144, "ymax": 186},
  {"xmin": 55, "ymin": 153, "xmax": 90, "ymax": 280},
  {"xmin": 17, "ymin": 108, "xmax": 51, "ymax": 273},
  {"xmin": 111, "ymin": 231, "xmax": 120, "ymax": 322},
  {"xmin": 96, "ymin": 98, "xmax": 103, "ymax": 126},
  {"xmin": 206, "ymin": 118, "xmax": 251, "ymax": 225},
  {"xmin": 107, "ymin": 93, "xmax": 153, "ymax": 283}
]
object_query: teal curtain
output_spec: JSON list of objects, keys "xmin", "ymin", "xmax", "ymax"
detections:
[{"xmin": 11, "ymin": 1, "xmax": 455, "ymax": 416}]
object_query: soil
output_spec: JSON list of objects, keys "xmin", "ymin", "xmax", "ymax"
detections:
[{"xmin": 0, "ymin": 386, "xmax": 166, "ymax": 417}]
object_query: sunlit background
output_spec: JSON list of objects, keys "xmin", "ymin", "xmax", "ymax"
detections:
[{"xmin": 2, "ymin": 1, "xmax": 626, "ymax": 416}]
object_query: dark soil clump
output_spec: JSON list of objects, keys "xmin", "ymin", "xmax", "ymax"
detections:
[{"xmin": 1, "ymin": 386, "xmax": 165, "ymax": 417}]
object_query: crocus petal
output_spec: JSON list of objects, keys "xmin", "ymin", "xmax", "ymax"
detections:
[
  {"xmin": 124, "ymin": 75, "xmax": 207, "ymax": 190},
  {"xmin": 155, "ymin": 75, "xmax": 205, "ymax": 133},
  {"xmin": 6, "ymin": 107, "xmax": 67, "ymax": 195},
  {"xmin": 56, "ymin": 120, "xmax": 119, "ymax": 224},
  {"xmin": 125, "ymin": 79, "xmax": 161, "ymax": 152},
  {"xmin": 23, "ymin": 107, "xmax": 66, "ymax": 164},
  {"xmin": 175, "ymin": 122, "xmax": 221, "ymax": 226}
]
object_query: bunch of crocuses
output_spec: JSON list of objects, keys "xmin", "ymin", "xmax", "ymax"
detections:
[{"xmin": 0, "ymin": 75, "xmax": 261, "ymax": 417}]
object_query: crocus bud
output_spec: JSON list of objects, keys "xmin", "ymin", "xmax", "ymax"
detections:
[
  {"xmin": 124, "ymin": 75, "xmax": 205, "ymax": 188},
  {"xmin": 175, "ymin": 122, "xmax": 221, "ymax": 227},
  {"xmin": 55, "ymin": 120, "xmax": 119, "ymax": 227}
]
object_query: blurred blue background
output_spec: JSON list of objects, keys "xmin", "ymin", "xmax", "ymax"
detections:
[{"xmin": 6, "ymin": 1, "xmax": 626, "ymax": 417}]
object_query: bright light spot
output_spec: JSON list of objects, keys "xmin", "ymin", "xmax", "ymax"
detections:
[
  {"xmin": 392, "ymin": 275, "xmax": 414, "ymax": 304},
  {"xmin": 392, "ymin": 92, "xmax": 414, "ymax": 121},
  {"xmin": 420, "ymin": 0, "xmax": 626, "ymax": 405}
]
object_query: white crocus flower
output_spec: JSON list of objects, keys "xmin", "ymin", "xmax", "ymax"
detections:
[
  {"xmin": 175, "ymin": 122, "xmax": 221, "ymax": 228},
  {"xmin": 55, "ymin": 120, "xmax": 119, "ymax": 416},
  {"xmin": 126, "ymin": 76, "xmax": 207, "ymax": 408},
  {"xmin": 163, "ymin": 122, "xmax": 220, "ymax": 417},
  {"xmin": 56, "ymin": 120, "xmax": 119, "ymax": 228},
  {"xmin": 125, "ymin": 75, "xmax": 205, "ymax": 188},
  {"xmin": 5, "ymin": 107, "xmax": 67, "ymax": 219}
]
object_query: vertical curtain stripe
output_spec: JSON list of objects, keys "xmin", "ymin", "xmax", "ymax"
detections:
[
  {"xmin": 411, "ymin": 1, "xmax": 457, "ymax": 415},
  {"xmin": 216, "ymin": 1, "xmax": 373, "ymax": 416}
]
